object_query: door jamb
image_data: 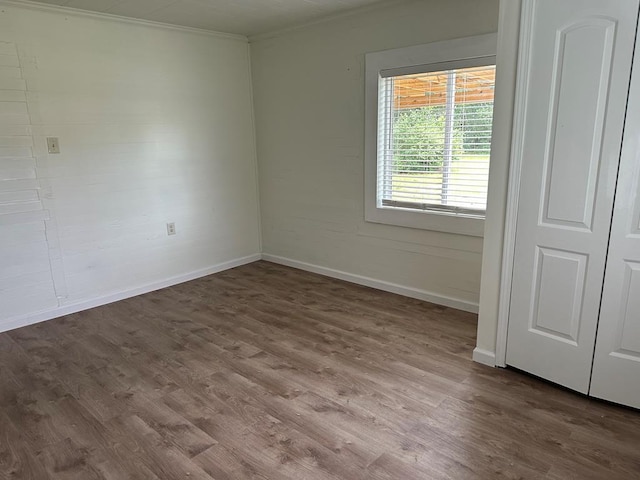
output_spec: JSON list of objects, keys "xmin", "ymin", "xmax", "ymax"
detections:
[{"xmin": 495, "ymin": 0, "xmax": 534, "ymax": 367}]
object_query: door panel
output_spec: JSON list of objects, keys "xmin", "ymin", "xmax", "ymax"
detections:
[
  {"xmin": 506, "ymin": 0, "xmax": 639, "ymax": 393},
  {"xmin": 542, "ymin": 19, "xmax": 615, "ymax": 229},
  {"xmin": 590, "ymin": 41, "xmax": 640, "ymax": 407},
  {"xmin": 615, "ymin": 263, "xmax": 640, "ymax": 354},
  {"xmin": 530, "ymin": 247, "xmax": 587, "ymax": 344}
]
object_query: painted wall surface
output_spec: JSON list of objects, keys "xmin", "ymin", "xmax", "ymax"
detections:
[
  {"xmin": 0, "ymin": 5, "xmax": 260, "ymax": 328},
  {"xmin": 250, "ymin": 0, "xmax": 499, "ymax": 308}
]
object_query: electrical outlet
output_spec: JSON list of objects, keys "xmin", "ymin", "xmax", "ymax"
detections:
[
  {"xmin": 166, "ymin": 222, "xmax": 176, "ymax": 236},
  {"xmin": 47, "ymin": 137, "xmax": 60, "ymax": 154}
]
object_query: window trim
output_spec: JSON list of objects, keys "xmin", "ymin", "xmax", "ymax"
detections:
[{"xmin": 364, "ymin": 33, "xmax": 497, "ymax": 237}]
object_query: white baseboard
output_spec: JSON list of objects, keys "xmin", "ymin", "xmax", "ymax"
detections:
[
  {"xmin": 261, "ymin": 253, "xmax": 479, "ymax": 314},
  {"xmin": 0, "ymin": 253, "xmax": 261, "ymax": 334},
  {"xmin": 472, "ymin": 347, "xmax": 496, "ymax": 367},
  {"xmin": 2, "ymin": 252, "xmax": 480, "ymax": 334}
]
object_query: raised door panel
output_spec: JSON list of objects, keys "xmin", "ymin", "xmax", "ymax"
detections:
[
  {"xmin": 505, "ymin": 0, "xmax": 639, "ymax": 393},
  {"xmin": 530, "ymin": 247, "xmax": 587, "ymax": 344},
  {"xmin": 615, "ymin": 263, "xmax": 640, "ymax": 356},
  {"xmin": 542, "ymin": 20, "xmax": 615, "ymax": 230}
]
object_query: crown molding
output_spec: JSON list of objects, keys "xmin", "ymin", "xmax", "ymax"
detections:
[{"xmin": 0, "ymin": 0, "xmax": 248, "ymax": 42}]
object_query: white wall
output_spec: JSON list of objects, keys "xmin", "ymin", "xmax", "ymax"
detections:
[
  {"xmin": 250, "ymin": 0, "xmax": 499, "ymax": 310},
  {"xmin": 0, "ymin": 4, "xmax": 260, "ymax": 330}
]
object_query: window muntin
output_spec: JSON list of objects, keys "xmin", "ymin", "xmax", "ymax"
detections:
[{"xmin": 377, "ymin": 65, "xmax": 496, "ymax": 217}]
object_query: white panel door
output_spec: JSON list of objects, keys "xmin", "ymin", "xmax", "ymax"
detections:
[
  {"xmin": 506, "ymin": 0, "xmax": 639, "ymax": 392},
  {"xmin": 590, "ymin": 33, "xmax": 640, "ymax": 408}
]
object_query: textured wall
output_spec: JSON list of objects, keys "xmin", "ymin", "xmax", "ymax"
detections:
[
  {"xmin": 251, "ymin": 0, "xmax": 499, "ymax": 309},
  {"xmin": 0, "ymin": 5, "xmax": 260, "ymax": 328}
]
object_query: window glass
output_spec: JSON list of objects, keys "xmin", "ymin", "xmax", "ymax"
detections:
[{"xmin": 377, "ymin": 65, "xmax": 496, "ymax": 216}]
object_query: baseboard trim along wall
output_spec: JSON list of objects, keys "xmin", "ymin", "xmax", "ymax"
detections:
[
  {"xmin": 472, "ymin": 347, "xmax": 497, "ymax": 367},
  {"xmin": 2, "ymin": 252, "xmax": 483, "ymax": 336},
  {"xmin": 0, "ymin": 253, "xmax": 262, "ymax": 334},
  {"xmin": 261, "ymin": 253, "xmax": 480, "ymax": 314}
]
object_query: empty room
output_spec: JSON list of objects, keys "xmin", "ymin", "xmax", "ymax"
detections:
[{"xmin": 1, "ymin": 0, "xmax": 639, "ymax": 478}]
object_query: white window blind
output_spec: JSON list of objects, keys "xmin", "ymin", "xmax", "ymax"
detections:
[{"xmin": 377, "ymin": 65, "xmax": 496, "ymax": 216}]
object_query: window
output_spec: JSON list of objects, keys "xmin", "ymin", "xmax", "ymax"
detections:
[
  {"xmin": 365, "ymin": 34, "xmax": 497, "ymax": 236},
  {"xmin": 378, "ymin": 66, "xmax": 495, "ymax": 214}
]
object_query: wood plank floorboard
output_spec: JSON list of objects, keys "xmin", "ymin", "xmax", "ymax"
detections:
[{"xmin": 0, "ymin": 260, "xmax": 639, "ymax": 479}]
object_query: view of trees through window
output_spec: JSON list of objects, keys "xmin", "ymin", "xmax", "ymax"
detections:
[
  {"xmin": 391, "ymin": 102, "xmax": 494, "ymax": 172},
  {"xmin": 379, "ymin": 65, "xmax": 496, "ymax": 213}
]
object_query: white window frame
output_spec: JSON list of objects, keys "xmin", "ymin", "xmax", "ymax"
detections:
[{"xmin": 364, "ymin": 33, "xmax": 497, "ymax": 237}]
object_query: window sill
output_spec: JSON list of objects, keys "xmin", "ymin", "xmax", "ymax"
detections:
[{"xmin": 365, "ymin": 206, "xmax": 485, "ymax": 237}]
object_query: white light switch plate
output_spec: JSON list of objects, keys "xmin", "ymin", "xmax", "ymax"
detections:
[{"xmin": 47, "ymin": 137, "xmax": 60, "ymax": 154}]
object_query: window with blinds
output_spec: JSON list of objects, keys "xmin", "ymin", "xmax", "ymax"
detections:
[{"xmin": 377, "ymin": 65, "xmax": 496, "ymax": 216}]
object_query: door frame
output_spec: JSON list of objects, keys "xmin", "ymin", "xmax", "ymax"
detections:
[{"xmin": 495, "ymin": 0, "xmax": 535, "ymax": 367}]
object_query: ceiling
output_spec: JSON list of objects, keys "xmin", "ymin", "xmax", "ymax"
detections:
[{"xmin": 29, "ymin": 0, "xmax": 394, "ymax": 37}]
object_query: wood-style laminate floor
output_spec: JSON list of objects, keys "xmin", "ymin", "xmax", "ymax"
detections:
[{"xmin": 1, "ymin": 261, "xmax": 639, "ymax": 480}]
